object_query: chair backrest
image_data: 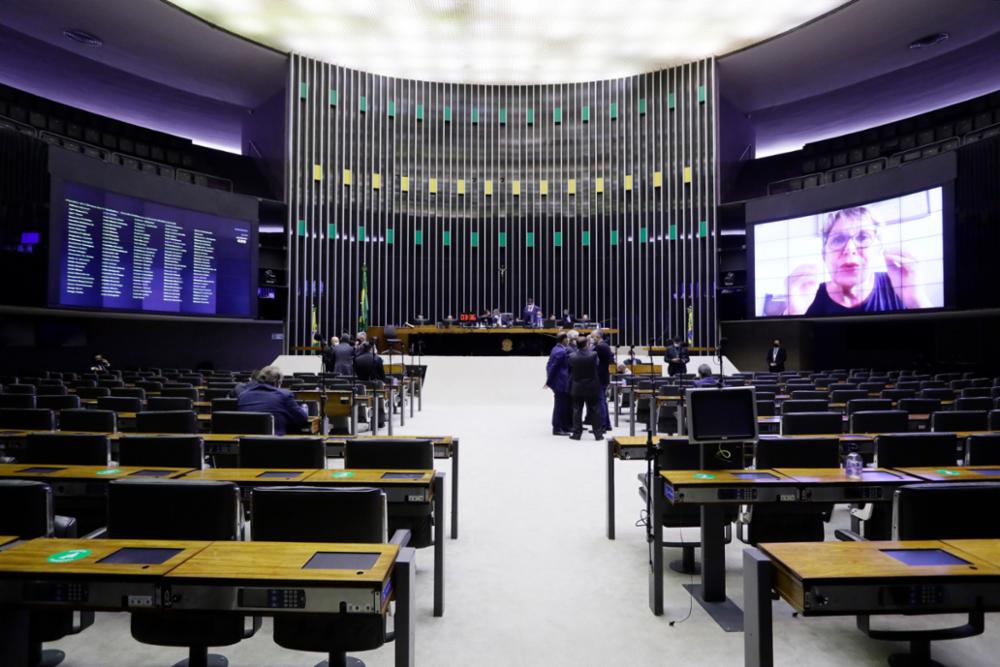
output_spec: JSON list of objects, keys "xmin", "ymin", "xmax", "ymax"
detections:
[
  {"xmin": 895, "ymin": 381, "xmax": 921, "ymax": 391},
  {"xmin": 203, "ymin": 388, "xmax": 233, "ymax": 400},
  {"xmin": 955, "ymin": 397, "xmax": 993, "ymax": 412},
  {"xmin": 110, "ymin": 387, "xmax": 146, "ymax": 400},
  {"xmin": 897, "ymin": 398, "xmax": 942, "ymax": 415},
  {"xmin": 211, "ymin": 411, "xmax": 275, "ymax": 435},
  {"xmin": 35, "ymin": 394, "xmax": 81, "ymax": 411},
  {"xmin": 75, "ymin": 386, "xmax": 110, "ymax": 399},
  {"xmin": 118, "ymin": 435, "xmax": 204, "ymax": 469},
  {"xmin": 893, "ymin": 482, "xmax": 1000, "ymax": 540},
  {"xmin": 881, "ymin": 389, "xmax": 916, "ymax": 401},
  {"xmin": 96, "ymin": 396, "xmax": 143, "ymax": 412},
  {"xmin": 0, "ymin": 393, "xmax": 36, "ymax": 409},
  {"xmin": 251, "ymin": 486, "xmax": 387, "ymax": 543},
  {"xmin": 960, "ymin": 387, "xmax": 991, "ymax": 398},
  {"xmin": 107, "ymin": 479, "xmax": 241, "ymax": 540},
  {"xmin": 849, "ymin": 410, "xmax": 909, "ymax": 434},
  {"xmin": 238, "ymin": 436, "xmax": 326, "ymax": 469},
  {"xmin": 828, "ymin": 382, "xmax": 857, "ymax": 391},
  {"xmin": 858, "ymin": 382, "xmax": 886, "ymax": 393},
  {"xmin": 780, "ymin": 399, "xmax": 829, "ymax": 414},
  {"xmin": 136, "ymin": 381, "xmax": 164, "ymax": 392},
  {"xmin": 146, "ymin": 396, "xmax": 194, "ymax": 411},
  {"xmin": 966, "ymin": 434, "xmax": 1000, "ymax": 466},
  {"xmin": 5, "ymin": 384, "xmax": 36, "ymax": 394},
  {"xmin": 656, "ymin": 441, "xmax": 743, "ymax": 470},
  {"xmin": 160, "ymin": 387, "xmax": 199, "ymax": 400},
  {"xmin": 22, "ymin": 433, "xmax": 111, "ymax": 465},
  {"xmin": 920, "ymin": 388, "xmax": 955, "ymax": 400},
  {"xmin": 920, "ymin": 380, "xmax": 947, "ymax": 389},
  {"xmin": 875, "ymin": 433, "xmax": 958, "ymax": 468},
  {"xmin": 930, "ymin": 410, "xmax": 989, "ymax": 433},
  {"xmin": 846, "ymin": 398, "xmax": 892, "ymax": 415},
  {"xmin": 135, "ymin": 410, "xmax": 200, "ymax": 434},
  {"xmin": 0, "ymin": 480, "xmax": 53, "ymax": 538},
  {"xmin": 96, "ymin": 379, "xmax": 124, "ymax": 388},
  {"xmin": 755, "ymin": 400, "xmax": 775, "ymax": 417},
  {"xmin": 35, "ymin": 385, "xmax": 67, "ymax": 396},
  {"xmin": 790, "ymin": 390, "xmax": 827, "ymax": 400},
  {"xmin": 830, "ymin": 389, "xmax": 869, "ymax": 404},
  {"xmin": 211, "ymin": 398, "xmax": 239, "ymax": 412},
  {"xmin": 57, "ymin": 409, "xmax": 117, "ymax": 433},
  {"xmin": 780, "ymin": 412, "xmax": 843, "ymax": 436},
  {"xmin": 990, "ymin": 409, "xmax": 1000, "ymax": 431},
  {"xmin": 344, "ymin": 438, "xmax": 434, "ymax": 470},
  {"xmin": 755, "ymin": 437, "xmax": 840, "ymax": 469},
  {"xmin": 0, "ymin": 408, "xmax": 54, "ymax": 430}
]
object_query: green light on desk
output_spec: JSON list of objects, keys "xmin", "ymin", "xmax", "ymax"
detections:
[
  {"xmin": 936, "ymin": 469, "xmax": 961, "ymax": 476},
  {"xmin": 96, "ymin": 468, "xmax": 121, "ymax": 476},
  {"xmin": 693, "ymin": 473, "xmax": 716, "ymax": 480},
  {"xmin": 48, "ymin": 549, "xmax": 91, "ymax": 563},
  {"xmin": 331, "ymin": 471, "xmax": 355, "ymax": 478}
]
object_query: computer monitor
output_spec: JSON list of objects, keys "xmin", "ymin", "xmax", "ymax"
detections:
[{"xmin": 685, "ymin": 386, "xmax": 758, "ymax": 443}]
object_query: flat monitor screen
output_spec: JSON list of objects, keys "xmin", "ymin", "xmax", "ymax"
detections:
[
  {"xmin": 686, "ymin": 387, "xmax": 758, "ymax": 443},
  {"xmin": 752, "ymin": 187, "xmax": 944, "ymax": 317},
  {"xmin": 50, "ymin": 181, "xmax": 254, "ymax": 317}
]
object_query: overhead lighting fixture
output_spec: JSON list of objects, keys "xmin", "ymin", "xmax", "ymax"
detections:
[
  {"xmin": 170, "ymin": 0, "xmax": 851, "ymax": 84},
  {"xmin": 63, "ymin": 28, "xmax": 103, "ymax": 47},
  {"xmin": 908, "ymin": 32, "xmax": 949, "ymax": 50}
]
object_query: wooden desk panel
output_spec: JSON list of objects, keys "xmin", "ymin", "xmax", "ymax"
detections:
[
  {"xmin": 660, "ymin": 469, "xmax": 792, "ymax": 486},
  {"xmin": 304, "ymin": 469, "xmax": 433, "ymax": 486},
  {"xmin": 0, "ymin": 538, "xmax": 208, "ymax": 577},
  {"xmin": 164, "ymin": 541, "xmax": 397, "ymax": 585},
  {"xmin": 0, "ymin": 536, "xmax": 17, "ymax": 548},
  {"xmin": 945, "ymin": 539, "xmax": 1000, "ymax": 568},
  {"xmin": 182, "ymin": 468, "xmax": 317, "ymax": 483},
  {"xmin": 777, "ymin": 468, "xmax": 922, "ymax": 484},
  {"xmin": 0, "ymin": 463, "xmax": 193, "ymax": 480},
  {"xmin": 894, "ymin": 465, "xmax": 1000, "ymax": 482}
]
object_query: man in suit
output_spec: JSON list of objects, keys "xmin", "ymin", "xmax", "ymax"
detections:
[
  {"xmin": 560, "ymin": 309, "xmax": 574, "ymax": 328},
  {"xmin": 327, "ymin": 333, "xmax": 356, "ymax": 376},
  {"xmin": 693, "ymin": 363, "xmax": 719, "ymax": 387},
  {"xmin": 522, "ymin": 298, "xmax": 541, "ymax": 327},
  {"xmin": 664, "ymin": 337, "xmax": 690, "ymax": 378},
  {"xmin": 592, "ymin": 330, "xmax": 615, "ymax": 432},
  {"xmin": 236, "ymin": 366, "xmax": 309, "ymax": 436},
  {"xmin": 767, "ymin": 339, "xmax": 787, "ymax": 373},
  {"xmin": 544, "ymin": 333, "xmax": 572, "ymax": 435},
  {"xmin": 353, "ymin": 342, "xmax": 386, "ymax": 428},
  {"xmin": 568, "ymin": 338, "xmax": 604, "ymax": 440}
]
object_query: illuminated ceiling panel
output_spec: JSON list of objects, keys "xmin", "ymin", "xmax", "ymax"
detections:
[{"xmin": 169, "ymin": 0, "xmax": 852, "ymax": 83}]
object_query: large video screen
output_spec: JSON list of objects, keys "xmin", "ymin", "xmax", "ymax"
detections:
[
  {"xmin": 752, "ymin": 187, "xmax": 944, "ymax": 317},
  {"xmin": 51, "ymin": 181, "xmax": 254, "ymax": 317}
]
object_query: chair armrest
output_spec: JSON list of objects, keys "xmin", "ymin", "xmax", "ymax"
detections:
[
  {"xmin": 243, "ymin": 615, "xmax": 262, "ymax": 639},
  {"xmin": 390, "ymin": 529, "xmax": 411, "ymax": 547},
  {"xmin": 80, "ymin": 526, "xmax": 108, "ymax": 539},
  {"xmin": 849, "ymin": 503, "xmax": 874, "ymax": 522},
  {"xmin": 834, "ymin": 528, "xmax": 867, "ymax": 542},
  {"xmin": 54, "ymin": 514, "xmax": 78, "ymax": 538}
]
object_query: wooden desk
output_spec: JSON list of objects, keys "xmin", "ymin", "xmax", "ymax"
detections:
[
  {"xmin": 182, "ymin": 468, "xmax": 316, "ymax": 485},
  {"xmin": 0, "ymin": 536, "xmax": 18, "ymax": 549},
  {"xmin": 744, "ymin": 540, "xmax": 1000, "ymax": 667},
  {"xmin": 0, "ymin": 463, "xmax": 193, "ymax": 487},
  {"xmin": 605, "ymin": 435, "xmax": 688, "ymax": 540},
  {"xmin": 0, "ymin": 538, "xmax": 415, "ymax": 667},
  {"xmin": 369, "ymin": 324, "xmax": 617, "ymax": 356},
  {"xmin": 894, "ymin": 465, "xmax": 1000, "ymax": 482},
  {"xmin": 943, "ymin": 539, "xmax": 1000, "ymax": 568}
]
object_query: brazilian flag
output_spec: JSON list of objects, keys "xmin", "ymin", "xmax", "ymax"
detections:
[
  {"xmin": 358, "ymin": 264, "xmax": 369, "ymax": 332},
  {"xmin": 686, "ymin": 305, "xmax": 694, "ymax": 346}
]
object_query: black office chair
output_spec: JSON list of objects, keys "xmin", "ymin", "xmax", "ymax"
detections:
[
  {"xmin": 147, "ymin": 396, "xmax": 195, "ymax": 411},
  {"xmin": 161, "ymin": 387, "xmax": 200, "ymax": 401},
  {"xmin": 989, "ymin": 409, "xmax": 1000, "ymax": 431},
  {"xmin": 35, "ymin": 395, "xmax": 81, "ymax": 411},
  {"xmin": 875, "ymin": 433, "xmax": 958, "ymax": 468},
  {"xmin": 344, "ymin": 439, "xmax": 435, "ymax": 548},
  {"xmin": 845, "ymin": 398, "xmax": 892, "ymax": 415},
  {"xmin": 107, "ymin": 479, "xmax": 255, "ymax": 667},
  {"xmin": 857, "ymin": 382, "xmax": 885, "ymax": 393},
  {"xmin": 930, "ymin": 410, "xmax": 988, "ymax": 433},
  {"xmin": 0, "ymin": 480, "xmax": 92, "ymax": 667},
  {"xmin": 781, "ymin": 412, "xmax": 842, "ymax": 435},
  {"xmin": 965, "ymin": 434, "xmax": 1000, "ymax": 465},
  {"xmin": 881, "ymin": 388, "xmax": 916, "ymax": 401},
  {"xmin": 211, "ymin": 411, "xmax": 274, "ymax": 435},
  {"xmin": 897, "ymin": 398, "xmax": 942, "ymax": 415},
  {"xmin": 0, "ymin": 407, "xmax": 55, "ymax": 430},
  {"xmin": 35, "ymin": 385, "xmax": 68, "ymax": 396},
  {"xmin": 920, "ymin": 387, "xmax": 955, "ymax": 401},
  {"xmin": 959, "ymin": 387, "xmax": 991, "ymax": 398},
  {"xmin": 211, "ymin": 398, "xmax": 239, "ymax": 412},
  {"xmin": 827, "ymin": 382, "xmax": 857, "ymax": 391},
  {"xmin": 96, "ymin": 396, "xmax": 143, "ymax": 412},
  {"xmin": 237, "ymin": 436, "xmax": 326, "ymax": 469},
  {"xmin": 135, "ymin": 410, "xmax": 200, "ymax": 434},
  {"xmin": 755, "ymin": 400, "xmax": 775, "ymax": 417},
  {"xmin": 5, "ymin": 384, "xmax": 37, "ymax": 394},
  {"xmin": 74, "ymin": 386, "xmax": 110, "ymax": 399},
  {"xmin": 743, "ymin": 438, "xmax": 840, "ymax": 544},
  {"xmin": 830, "ymin": 389, "xmax": 869, "ymax": 404},
  {"xmin": 849, "ymin": 410, "xmax": 909, "ymax": 434},
  {"xmin": 203, "ymin": 388, "xmax": 233, "ymax": 401},
  {"xmin": 96, "ymin": 379, "xmax": 124, "ymax": 388},
  {"xmin": 789, "ymin": 390, "xmax": 827, "ymax": 400},
  {"xmin": 920, "ymin": 380, "xmax": 947, "ymax": 389},
  {"xmin": 22, "ymin": 433, "xmax": 111, "ymax": 466},
  {"xmin": 0, "ymin": 393, "xmax": 36, "ymax": 408},
  {"xmin": 954, "ymin": 397, "xmax": 993, "ymax": 412},
  {"xmin": 110, "ymin": 387, "xmax": 146, "ymax": 401},
  {"xmin": 136, "ymin": 380, "xmax": 164, "ymax": 393},
  {"xmin": 58, "ymin": 409, "xmax": 117, "ymax": 433},
  {"xmin": 252, "ymin": 486, "xmax": 399, "ymax": 667},
  {"xmin": 854, "ymin": 482, "xmax": 1000, "ymax": 666},
  {"xmin": 118, "ymin": 435, "xmax": 205, "ymax": 469},
  {"xmin": 780, "ymin": 399, "xmax": 829, "ymax": 414}
]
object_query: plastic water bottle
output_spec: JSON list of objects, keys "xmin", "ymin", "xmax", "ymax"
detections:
[{"xmin": 845, "ymin": 452, "xmax": 863, "ymax": 480}]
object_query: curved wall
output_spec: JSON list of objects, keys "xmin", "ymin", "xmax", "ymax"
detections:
[{"xmin": 287, "ymin": 54, "xmax": 717, "ymax": 349}]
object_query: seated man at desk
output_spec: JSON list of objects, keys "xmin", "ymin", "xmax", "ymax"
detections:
[
  {"xmin": 693, "ymin": 363, "xmax": 718, "ymax": 387},
  {"xmin": 236, "ymin": 366, "xmax": 309, "ymax": 435},
  {"xmin": 354, "ymin": 342, "xmax": 387, "ymax": 428}
]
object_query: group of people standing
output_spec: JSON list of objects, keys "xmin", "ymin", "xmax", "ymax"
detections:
[
  {"xmin": 544, "ymin": 330, "xmax": 614, "ymax": 440},
  {"xmin": 319, "ymin": 332, "xmax": 386, "ymax": 384},
  {"xmin": 523, "ymin": 299, "xmax": 595, "ymax": 329}
]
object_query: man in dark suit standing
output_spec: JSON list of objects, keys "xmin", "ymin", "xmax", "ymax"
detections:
[
  {"xmin": 592, "ymin": 330, "xmax": 615, "ymax": 433},
  {"xmin": 544, "ymin": 333, "xmax": 572, "ymax": 435},
  {"xmin": 767, "ymin": 339, "xmax": 787, "ymax": 373},
  {"xmin": 664, "ymin": 337, "xmax": 689, "ymax": 378},
  {"xmin": 560, "ymin": 309, "xmax": 574, "ymax": 328},
  {"xmin": 236, "ymin": 366, "xmax": 309, "ymax": 436},
  {"xmin": 522, "ymin": 298, "xmax": 541, "ymax": 327},
  {"xmin": 568, "ymin": 338, "xmax": 604, "ymax": 440},
  {"xmin": 328, "ymin": 333, "xmax": 356, "ymax": 376},
  {"xmin": 353, "ymin": 342, "xmax": 386, "ymax": 428}
]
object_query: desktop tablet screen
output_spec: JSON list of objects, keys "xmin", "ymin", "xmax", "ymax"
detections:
[
  {"xmin": 97, "ymin": 547, "xmax": 183, "ymax": 565},
  {"xmin": 256, "ymin": 471, "xmax": 304, "ymax": 479},
  {"xmin": 881, "ymin": 549, "xmax": 971, "ymax": 567},
  {"xmin": 303, "ymin": 552, "xmax": 381, "ymax": 570}
]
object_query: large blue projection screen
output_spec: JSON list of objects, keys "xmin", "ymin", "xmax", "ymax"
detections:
[
  {"xmin": 54, "ymin": 181, "xmax": 253, "ymax": 317},
  {"xmin": 753, "ymin": 187, "xmax": 944, "ymax": 317}
]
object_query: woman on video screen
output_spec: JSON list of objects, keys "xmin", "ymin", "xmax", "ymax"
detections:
[{"xmin": 803, "ymin": 207, "xmax": 929, "ymax": 315}]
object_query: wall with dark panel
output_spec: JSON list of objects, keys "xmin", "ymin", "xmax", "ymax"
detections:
[{"xmin": 287, "ymin": 54, "xmax": 718, "ymax": 350}]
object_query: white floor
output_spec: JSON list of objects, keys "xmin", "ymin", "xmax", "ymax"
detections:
[{"xmin": 51, "ymin": 356, "xmax": 1000, "ymax": 666}]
